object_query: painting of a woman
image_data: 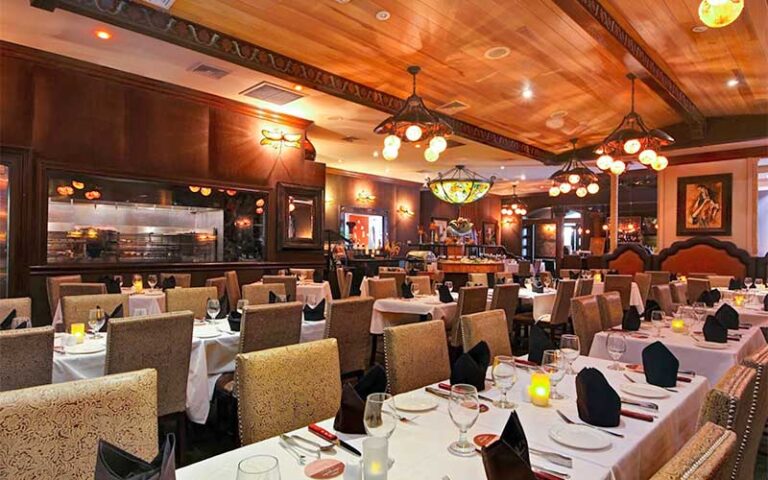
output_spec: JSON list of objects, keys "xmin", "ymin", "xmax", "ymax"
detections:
[{"xmin": 677, "ymin": 174, "xmax": 732, "ymax": 236}]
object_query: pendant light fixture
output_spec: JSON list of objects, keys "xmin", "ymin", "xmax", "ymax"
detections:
[
  {"xmin": 427, "ymin": 165, "xmax": 495, "ymax": 205},
  {"xmin": 698, "ymin": 0, "xmax": 744, "ymax": 28},
  {"xmin": 374, "ymin": 66, "xmax": 453, "ymax": 163},
  {"xmin": 549, "ymin": 139, "xmax": 600, "ymax": 198},
  {"xmin": 502, "ymin": 183, "xmax": 527, "ymax": 216},
  {"xmin": 594, "ymin": 74, "xmax": 674, "ymax": 175}
]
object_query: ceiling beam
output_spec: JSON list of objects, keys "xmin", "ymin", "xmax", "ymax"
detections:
[
  {"xmin": 552, "ymin": 0, "xmax": 707, "ymax": 138},
  {"xmin": 36, "ymin": 0, "xmax": 555, "ymax": 164}
]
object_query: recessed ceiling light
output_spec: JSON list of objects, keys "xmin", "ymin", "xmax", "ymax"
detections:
[
  {"xmin": 726, "ymin": 78, "xmax": 739, "ymax": 88},
  {"xmin": 335, "ymin": 0, "xmax": 351, "ymax": 3},
  {"xmin": 376, "ymin": 10, "xmax": 391, "ymax": 21},
  {"xmin": 373, "ymin": 151, "xmax": 379, "ymax": 158},
  {"xmin": 293, "ymin": 84, "xmax": 303, "ymax": 91},
  {"xmin": 521, "ymin": 87, "xmax": 533, "ymax": 99},
  {"xmin": 691, "ymin": 25, "xmax": 709, "ymax": 33},
  {"xmin": 500, "ymin": 165, "xmax": 505, "ymax": 170},
  {"xmin": 94, "ymin": 29, "xmax": 112, "ymax": 40},
  {"xmin": 483, "ymin": 46, "xmax": 510, "ymax": 60},
  {"xmin": 520, "ymin": 174, "xmax": 526, "ymax": 180},
  {"xmin": 337, "ymin": 159, "xmax": 343, "ymax": 163},
  {"xmin": 414, "ymin": 144, "xmax": 422, "ymax": 148},
  {"xmin": 327, "ymin": 115, "xmax": 344, "ymax": 121}
]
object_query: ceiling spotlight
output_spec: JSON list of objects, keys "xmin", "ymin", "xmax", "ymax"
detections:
[
  {"xmin": 726, "ymin": 78, "xmax": 739, "ymax": 88},
  {"xmin": 500, "ymin": 166, "xmax": 505, "ymax": 170},
  {"xmin": 293, "ymin": 84, "xmax": 304, "ymax": 91},
  {"xmin": 483, "ymin": 46, "xmax": 511, "ymax": 60},
  {"xmin": 691, "ymin": 25, "xmax": 709, "ymax": 33},
  {"xmin": 94, "ymin": 29, "xmax": 112, "ymax": 40},
  {"xmin": 521, "ymin": 87, "xmax": 533, "ymax": 99},
  {"xmin": 376, "ymin": 10, "xmax": 391, "ymax": 21}
]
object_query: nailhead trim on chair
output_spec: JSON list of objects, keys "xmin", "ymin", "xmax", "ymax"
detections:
[{"xmin": 681, "ymin": 429, "xmax": 731, "ymax": 480}]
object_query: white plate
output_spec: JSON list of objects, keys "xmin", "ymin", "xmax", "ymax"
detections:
[
  {"xmin": 620, "ymin": 382, "xmax": 670, "ymax": 399},
  {"xmin": 64, "ymin": 342, "xmax": 106, "ymax": 355},
  {"xmin": 696, "ymin": 341, "xmax": 729, "ymax": 350},
  {"xmin": 193, "ymin": 327, "xmax": 221, "ymax": 339},
  {"xmin": 549, "ymin": 424, "xmax": 612, "ymax": 450},
  {"xmin": 394, "ymin": 394, "xmax": 438, "ymax": 412},
  {"xmin": 142, "ymin": 290, "xmax": 165, "ymax": 296}
]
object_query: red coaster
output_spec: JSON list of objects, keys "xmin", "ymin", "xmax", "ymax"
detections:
[
  {"xmin": 473, "ymin": 433, "xmax": 499, "ymax": 448},
  {"xmin": 479, "ymin": 403, "xmax": 489, "ymax": 413},
  {"xmin": 304, "ymin": 459, "xmax": 345, "ymax": 479}
]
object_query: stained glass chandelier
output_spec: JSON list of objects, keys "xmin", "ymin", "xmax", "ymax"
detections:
[
  {"xmin": 698, "ymin": 0, "xmax": 744, "ymax": 28},
  {"xmin": 549, "ymin": 139, "xmax": 600, "ymax": 198},
  {"xmin": 594, "ymin": 74, "xmax": 674, "ymax": 176},
  {"xmin": 374, "ymin": 66, "xmax": 453, "ymax": 163},
  {"xmin": 427, "ymin": 165, "xmax": 495, "ymax": 205}
]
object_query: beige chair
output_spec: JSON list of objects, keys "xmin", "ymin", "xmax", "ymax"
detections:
[
  {"xmin": 324, "ymin": 297, "xmax": 374, "ymax": 375},
  {"xmin": 650, "ymin": 422, "xmax": 736, "ymax": 480},
  {"xmin": 538, "ymin": 279, "xmax": 577, "ymax": 340},
  {"xmin": 0, "ymin": 369, "xmax": 158, "ymax": 480},
  {"xmin": 461, "ymin": 309, "xmax": 512, "ymax": 359},
  {"xmin": 603, "ymin": 274, "xmax": 633, "ymax": 310},
  {"xmin": 653, "ymin": 284, "xmax": 681, "ymax": 315},
  {"xmin": 597, "ymin": 292, "xmax": 624, "ymax": 330},
  {"xmin": 165, "ymin": 286, "xmax": 218, "ymax": 319},
  {"xmin": 236, "ymin": 339, "xmax": 342, "ymax": 445},
  {"xmin": 707, "ymin": 275, "xmax": 733, "ymax": 289},
  {"xmin": 448, "ymin": 286, "xmax": 489, "ymax": 347},
  {"xmin": 671, "ymin": 282, "xmax": 688, "ymax": 305},
  {"xmin": 378, "ymin": 266, "xmax": 405, "ymax": 274},
  {"xmin": 205, "ymin": 276, "xmax": 227, "ymax": 299},
  {"xmin": 468, "ymin": 273, "xmax": 488, "ymax": 287},
  {"xmin": 0, "ymin": 326, "xmax": 54, "ymax": 391},
  {"xmin": 407, "ymin": 275, "xmax": 432, "ymax": 295},
  {"xmin": 336, "ymin": 268, "xmax": 352, "ymax": 299},
  {"xmin": 490, "ymin": 283, "xmax": 520, "ymax": 335},
  {"xmin": 159, "ymin": 272, "xmax": 191, "ymax": 288},
  {"xmin": 59, "ymin": 282, "xmax": 108, "ymax": 298},
  {"xmin": 740, "ymin": 347, "xmax": 768, "ymax": 479},
  {"xmin": 61, "ymin": 293, "xmax": 129, "ymax": 332},
  {"xmin": 367, "ymin": 278, "xmax": 398, "ymax": 300},
  {"xmin": 45, "ymin": 274, "xmax": 82, "ymax": 316},
  {"xmin": 647, "ymin": 270, "xmax": 671, "ymax": 302},
  {"xmin": 224, "ymin": 270, "xmax": 241, "ymax": 308},
  {"xmin": 576, "ymin": 278, "xmax": 594, "ymax": 297},
  {"xmin": 559, "ymin": 269, "xmax": 581, "ymax": 280},
  {"xmin": 0, "ymin": 296, "xmax": 32, "ymax": 321},
  {"xmin": 687, "ymin": 278, "xmax": 712, "ymax": 305},
  {"xmin": 570, "ymin": 295, "xmax": 602, "ymax": 355},
  {"xmin": 379, "ymin": 272, "xmax": 406, "ymax": 297},
  {"xmin": 517, "ymin": 261, "xmax": 531, "ymax": 277},
  {"xmin": 494, "ymin": 272, "xmax": 515, "ymax": 284},
  {"xmin": 240, "ymin": 302, "xmax": 303, "ymax": 353},
  {"xmin": 263, "ymin": 275, "xmax": 298, "ymax": 302},
  {"xmin": 242, "ymin": 283, "xmax": 286, "ymax": 305},
  {"xmin": 384, "ymin": 320, "xmax": 451, "ymax": 395},
  {"xmin": 634, "ymin": 272, "xmax": 651, "ymax": 306}
]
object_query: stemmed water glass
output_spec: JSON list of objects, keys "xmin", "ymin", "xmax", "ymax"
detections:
[
  {"xmin": 113, "ymin": 275, "xmax": 123, "ymax": 288},
  {"xmin": 692, "ymin": 301, "xmax": 707, "ymax": 320},
  {"xmin": 411, "ymin": 284, "xmax": 420, "ymax": 297},
  {"xmin": 206, "ymin": 298, "xmax": 220, "ymax": 323},
  {"xmin": 745, "ymin": 277, "xmax": 753, "ymax": 289},
  {"xmin": 606, "ymin": 333, "xmax": 627, "ymax": 370},
  {"xmin": 651, "ymin": 311, "xmax": 665, "ymax": 338},
  {"xmin": 444, "ymin": 281, "xmax": 453, "ymax": 292},
  {"xmin": 447, "ymin": 384, "xmax": 480, "ymax": 457},
  {"xmin": 363, "ymin": 393, "xmax": 398, "ymax": 439},
  {"xmin": 491, "ymin": 355, "xmax": 517, "ymax": 409},
  {"xmin": 541, "ymin": 350, "xmax": 566, "ymax": 399},
  {"xmin": 236, "ymin": 299, "xmax": 249, "ymax": 314},
  {"xmin": 560, "ymin": 334, "xmax": 580, "ymax": 375},
  {"xmin": 755, "ymin": 279, "xmax": 764, "ymax": 290},
  {"xmin": 237, "ymin": 455, "xmax": 281, "ymax": 480},
  {"xmin": 542, "ymin": 275, "xmax": 552, "ymax": 289},
  {"xmin": 147, "ymin": 274, "xmax": 158, "ymax": 290},
  {"xmin": 88, "ymin": 308, "xmax": 106, "ymax": 339}
]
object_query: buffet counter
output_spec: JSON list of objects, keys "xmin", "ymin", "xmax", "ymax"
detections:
[{"xmin": 437, "ymin": 259, "xmax": 505, "ymax": 273}]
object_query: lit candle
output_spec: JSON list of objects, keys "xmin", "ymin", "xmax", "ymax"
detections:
[
  {"xmin": 734, "ymin": 293, "xmax": 745, "ymax": 307},
  {"xmin": 363, "ymin": 437, "xmax": 387, "ymax": 480},
  {"xmin": 528, "ymin": 372, "xmax": 551, "ymax": 407},
  {"xmin": 132, "ymin": 275, "xmax": 143, "ymax": 294},
  {"xmin": 679, "ymin": 275, "xmax": 687, "ymax": 283},
  {"xmin": 70, "ymin": 323, "xmax": 86, "ymax": 344},
  {"xmin": 593, "ymin": 272, "xmax": 602, "ymax": 283},
  {"xmin": 671, "ymin": 318, "xmax": 686, "ymax": 333}
]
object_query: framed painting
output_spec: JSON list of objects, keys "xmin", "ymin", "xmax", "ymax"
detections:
[
  {"xmin": 676, "ymin": 173, "xmax": 732, "ymax": 236},
  {"xmin": 431, "ymin": 217, "xmax": 448, "ymax": 242},
  {"xmin": 482, "ymin": 221, "xmax": 498, "ymax": 245}
]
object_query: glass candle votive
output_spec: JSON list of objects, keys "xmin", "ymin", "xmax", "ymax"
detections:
[
  {"xmin": 671, "ymin": 318, "xmax": 686, "ymax": 333},
  {"xmin": 527, "ymin": 372, "xmax": 551, "ymax": 407},
  {"xmin": 70, "ymin": 323, "xmax": 86, "ymax": 344},
  {"xmin": 363, "ymin": 437, "xmax": 388, "ymax": 480}
]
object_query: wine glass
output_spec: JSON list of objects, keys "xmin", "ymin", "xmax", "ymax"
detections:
[
  {"xmin": 542, "ymin": 275, "xmax": 552, "ymax": 289},
  {"xmin": 206, "ymin": 298, "xmax": 220, "ymax": 322},
  {"xmin": 447, "ymin": 384, "xmax": 480, "ymax": 457},
  {"xmin": 411, "ymin": 283, "xmax": 420, "ymax": 297},
  {"xmin": 132, "ymin": 274, "xmax": 143, "ymax": 291},
  {"xmin": 147, "ymin": 274, "xmax": 158, "ymax": 290},
  {"xmin": 651, "ymin": 311, "xmax": 665, "ymax": 338},
  {"xmin": 113, "ymin": 275, "xmax": 123, "ymax": 288},
  {"xmin": 525, "ymin": 277, "xmax": 533, "ymax": 291},
  {"xmin": 692, "ymin": 302, "xmax": 707, "ymax": 322},
  {"xmin": 444, "ymin": 281, "xmax": 453, "ymax": 292},
  {"xmin": 491, "ymin": 355, "xmax": 517, "ymax": 409},
  {"xmin": 606, "ymin": 333, "xmax": 626, "ymax": 370},
  {"xmin": 237, "ymin": 455, "xmax": 281, "ymax": 480},
  {"xmin": 88, "ymin": 308, "xmax": 106, "ymax": 339},
  {"xmin": 541, "ymin": 350, "xmax": 566, "ymax": 399},
  {"xmin": 745, "ymin": 277, "xmax": 754, "ymax": 289},
  {"xmin": 755, "ymin": 278, "xmax": 764, "ymax": 290},
  {"xmin": 237, "ymin": 299, "xmax": 249, "ymax": 314},
  {"xmin": 560, "ymin": 334, "xmax": 580, "ymax": 374},
  {"xmin": 363, "ymin": 393, "xmax": 397, "ymax": 439}
]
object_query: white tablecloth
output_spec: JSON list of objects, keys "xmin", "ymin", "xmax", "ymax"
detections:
[
  {"xmin": 534, "ymin": 282, "xmax": 644, "ymax": 323},
  {"xmin": 177, "ymin": 356, "xmax": 708, "ymax": 480},
  {"xmin": 370, "ymin": 295, "xmax": 457, "ymax": 335},
  {"xmin": 52, "ymin": 291, "xmax": 166, "ymax": 327},
  {"xmin": 296, "ymin": 281, "xmax": 333, "ymax": 307}
]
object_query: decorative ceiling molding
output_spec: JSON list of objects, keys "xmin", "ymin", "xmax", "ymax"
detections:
[
  {"xmin": 37, "ymin": 0, "xmax": 555, "ymax": 164},
  {"xmin": 552, "ymin": 0, "xmax": 707, "ymax": 138}
]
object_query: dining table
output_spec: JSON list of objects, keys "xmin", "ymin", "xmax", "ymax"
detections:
[
  {"xmin": 51, "ymin": 288, "xmax": 166, "ymax": 327},
  {"xmin": 370, "ymin": 295, "xmax": 457, "ymax": 335},
  {"xmin": 296, "ymin": 280, "xmax": 333, "ymax": 307},
  {"xmin": 176, "ymin": 355, "xmax": 709, "ymax": 480}
]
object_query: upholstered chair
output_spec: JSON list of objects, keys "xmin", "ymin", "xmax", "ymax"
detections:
[
  {"xmin": 240, "ymin": 302, "xmax": 303, "ymax": 354},
  {"xmin": 204, "ymin": 277, "xmax": 227, "ymax": 299},
  {"xmin": 650, "ymin": 422, "xmax": 736, "ymax": 480},
  {"xmin": 61, "ymin": 293, "xmax": 129, "ymax": 331},
  {"xmin": 223, "ymin": 270, "xmax": 241, "ymax": 309},
  {"xmin": 494, "ymin": 272, "xmax": 515, "ymax": 285},
  {"xmin": 516, "ymin": 261, "xmax": 531, "ymax": 277},
  {"xmin": 740, "ymin": 347, "xmax": 768, "ymax": 480},
  {"xmin": 670, "ymin": 282, "xmax": 688, "ymax": 305},
  {"xmin": 448, "ymin": 286, "xmax": 488, "ymax": 347},
  {"xmin": 570, "ymin": 295, "xmax": 602, "ymax": 355},
  {"xmin": 461, "ymin": 309, "xmax": 512, "ymax": 359},
  {"xmin": 652, "ymin": 284, "xmax": 680, "ymax": 315},
  {"xmin": 324, "ymin": 297, "xmax": 374, "ymax": 376},
  {"xmin": 490, "ymin": 283, "xmax": 520, "ymax": 335},
  {"xmin": 406, "ymin": 275, "xmax": 432, "ymax": 295},
  {"xmin": 367, "ymin": 278, "xmax": 398, "ymax": 300},
  {"xmin": 538, "ymin": 280, "xmax": 576, "ymax": 341},
  {"xmin": 59, "ymin": 282, "xmax": 108, "ymax": 298},
  {"xmin": 236, "ymin": 339, "xmax": 342, "ymax": 445},
  {"xmin": 633, "ymin": 272, "xmax": 651, "ymax": 306},
  {"xmin": 706, "ymin": 275, "xmax": 733, "ymax": 289},
  {"xmin": 468, "ymin": 273, "xmax": 489, "ymax": 287},
  {"xmin": 697, "ymin": 364, "xmax": 757, "ymax": 480},
  {"xmin": 603, "ymin": 274, "xmax": 633, "ymax": 310},
  {"xmin": 336, "ymin": 268, "xmax": 352, "ymax": 299},
  {"xmin": 378, "ymin": 266, "xmax": 405, "ymax": 274},
  {"xmin": 0, "ymin": 369, "xmax": 158, "ymax": 480},
  {"xmin": 384, "ymin": 320, "xmax": 451, "ymax": 395},
  {"xmin": 687, "ymin": 278, "xmax": 712, "ymax": 305},
  {"xmin": 159, "ymin": 272, "xmax": 192, "ymax": 288},
  {"xmin": 242, "ymin": 282, "xmax": 286, "ymax": 305},
  {"xmin": 647, "ymin": 270, "xmax": 672, "ymax": 287},
  {"xmin": 559, "ymin": 269, "xmax": 580, "ymax": 279},
  {"xmin": 0, "ymin": 326, "xmax": 54, "ymax": 391},
  {"xmin": 689, "ymin": 272, "xmax": 716, "ymax": 279},
  {"xmin": 45, "ymin": 274, "xmax": 82, "ymax": 315},
  {"xmin": 262, "ymin": 275, "xmax": 298, "ymax": 302},
  {"xmin": 597, "ymin": 292, "xmax": 624, "ymax": 331},
  {"xmin": 379, "ymin": 272, "xmax": 406, "ymax": 297},
  {"xmin": 166, "ymin": 286, "xmax": 218, "ymax": 319},
  {"xmin": 576, "ymin": 278, "xmax": 594, "ymax": 297},
  {"xmin": 0, "ymin": 296, "xmax": 32, "ymax": 321}
]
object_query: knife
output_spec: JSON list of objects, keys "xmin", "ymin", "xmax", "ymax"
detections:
[
  {"xmin": 425, "ymin": 386, "xmax": 451, "ymax": 400},
  {"xmin": 437, "ymin": 382, "xmax": 494, "ymax": 402},
  {"xmin": 308, "ymin": 424, "xmax": 361, "ymax": 457},
  {"xmin": 620, "ymin": 397, "xmax": 658, "ymax": 410}
]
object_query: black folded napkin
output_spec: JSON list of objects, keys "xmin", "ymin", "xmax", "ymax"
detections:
[
  {"xmin": 644, "ymin": 300, "xmax": 662, "ymax": 322},
  {"xmin": 401, "ymin": 281, "xmax": 414, "ymax": 299},
  {"xmin": 703, "ymin": 315, "xmax": 728, "ymax": 343},
  {"xmin": 95, "ymin": 433, "xmax": 176, "ymax": 480},
  {"xmin": 622, "ymin": 306, "xmax": 641, "ymax": 331},
  {"xmin": 334, "ymin": 365, "xmax": 387, "ymax": 434},
  {"xmin": 99, "ymin": 275, "xmax": 122, "ymax": 294},
  {"xmin": 497, "ymin": 276, "xmax": 507, "ymax": 285},
  {"xmin": 227, "ymin": 310, "xmax": 242, "ymax": 332},
  {"xmin": 450, "ymin": 341, "xmax": 490, "ymax": 391},
  {"xmin": 161, "ymin": 276, "xmax": 176, "ymax": 291},
  {"xmin": 728, "ymin": 278, "xmax": 743, "ymax": 290},
  {"xmin": 528, "ymin": 323, "xmax": 554, "ymax": 365},
  {"xmin": 642, "ymin": 341, "xmax": 679, "ymax": 388},
  {"xmin": 531, "ymin": 281, "xmax": 544, "ymax": 294},
  {"xmin": 670, "ymin": 272, "xmax": 678, "ymax": 282},
  {"xmin": 576, "ymin": 368, "xmax": 621, "ymax": 427},
  {"xmin": 268, "ymin": 291, "xmax": 288, "ymax": 304},
  {"xmin": 0, "ymin": 309, "xmax": 16, "ymax": 330},
  {"xmin": 481, "ymin": 412, "xmax": 536, "ymax": 480},
  {"xmin": 568, "ymin": 271, "xmax": 580, "ymax": 280},
  {"xmin": 438, "ymin": 284, "xmax": 454, "ymax": 303},
  {"xmin": 303, "ymin": 299, "xmax": 325, "ymax": 321},
  {"xmin": 715, "ymin": 303, "xmax": 739, "ymax": 329},
  {"xmin": 14, "ymin": 318, "xmax": 29, "ymax": 329},
  {"xmin": 100, "ymin": 304, "xmax": 124, "ymax": 332},
  {"xmin": 698, "ymin": 289, "xmax": 721, "ymax": 308},
  {"xmin": 764, "ymin": 294, "xmax": 768, "ymax": 312}
]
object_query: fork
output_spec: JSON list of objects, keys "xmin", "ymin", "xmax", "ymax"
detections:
[
  {"xmin": 556, "ymin": 410, "xmax": 624, "ymax": 438},
  {"xmin": 278, "ymin": 437, "xmax": 310, "ymax": 465},
  {"xmin": 287, "ymin": 434, "xmax": 335, "ymax": 452},
  {"xmin": 624, "ymin": 373, "xmax": 678, "ymax": 393}
]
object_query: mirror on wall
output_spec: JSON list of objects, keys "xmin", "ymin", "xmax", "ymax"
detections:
[
  {"xmin": 277, "ymin": 183, "xmax": 323, "ymax": 250},
  {"xmin": 339, "ymin": 206, "xmax": 388, "ymax": 250}
]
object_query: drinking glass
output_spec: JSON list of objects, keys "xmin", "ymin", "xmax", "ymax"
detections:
[
  {"xmin": 651, "ymin": 310, "xmax": 664, "ymax": 338},
  {"xmin": 541, "ymin": 350, "xmax": 566, "ymax": 399},
  {"xmin": 560, "ymin": 334, "xmax": 580, "ymax": 374},
  {"xmin": 491, "ymin": 355, "xmax": 517, "ymax": 409},
  {"xmin": 206, "ymin": 298, "xmax": 220, "ymax": 322},
  {"xmin": 755, "ymin": 279, "xmax": 764, "ymax": 290},
  {"xmin": 363, "ymin": 393, "xmax": 397, "ymax": 439},
  {"xmin": 745, "ymin": 277, "xmax": 753, "ymax": 289},
  {"xmin": 147, "ymin": 274, "xmax": 158, "ymax": 290},
  {"xmin": 525, "ymin": 277, "xmax": 533, "ymax": 291},
  {"xmin": 447, "ymin": 384, "xmax": 480, "ymax": 457},
  {"xmin": 606, "ymin": 333, "xmax": 627, "ymax": 370},
  {"xmin": 237, "ymin": 455, "xmax": 280, "ymax": 480},
  {"xmin": 411, "ymin": 284, "xmax": 420, "ymax": 297},
  {"xmin": 236, "ymin": 299, "xmax": 249, "ymax": 314},
  {"xmin": 542, "ymin": 275, "xmax": 552, "ymax": 289},
  {"xmin": 113, "ymin": 275, "xmax": 123, "ymax": 288},
  {"xmin": 444, "ymin": 281, "xmax": 453, "ymax": 292},
  {"xmin": 88, "ymin": 308, "xmax": 106, "ymax": 339}
]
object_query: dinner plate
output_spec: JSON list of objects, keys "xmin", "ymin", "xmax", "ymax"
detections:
[
  {"xmin": 620, "ymin": 383, "xmax": 670, "ymax": 399},
  {"xmin": 696, "ymin": 341, "xmax": 729, "ymax": 350},
  {"xmin": 64, "ymin": 342, "xmax": 106, "ymax": 355},
  {"xmin": 549, "ymin": 424, "xmax": 611, "ymax": 450},
  {"xmin": 193, "ymin": 327, "xmax": 221, "ymax": 339},
  {"xmin": 394, "ymin": 394, "xmax": 438, "ymax": 412},
  {"xmin": 142, "ymin": 290, "xmax": 165, "ymax": 296}
]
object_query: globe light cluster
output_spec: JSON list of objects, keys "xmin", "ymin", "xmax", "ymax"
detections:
[{"xmin": 549, "ymin": 139, "xmax": 600, "ymax": 198}]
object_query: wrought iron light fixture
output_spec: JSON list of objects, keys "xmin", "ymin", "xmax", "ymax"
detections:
[
  {"xmin": 427, "ymin": 165, "xmax": 495, "ymax": 205},
  {"xmin": 549, "ymin": 139, "xmax": 600, "ymax": 198},
  {"xmin": 594, "ymin": 74, "xmax": 674, "ymax": 175},
  {"xmin": 374, "ymin": 66, "xmax": 453, "ymax": 163},
  {"xmin": 501, "ymin": 184, "xmax": 527, "ymax": 216}
]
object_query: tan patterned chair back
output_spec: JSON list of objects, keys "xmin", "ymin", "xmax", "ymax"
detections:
[
  {"xmin": 45, "ymin": 274, "xmax": 82, "ymax": 315},
  {"xmin": 461, "ymin": 309, "xmax": 512, "ymax": 359},
  {"xmin": 707, "ymin": 275, "xmax": 733, "ymax": 289},
  {"xmin": 490, "ymin": 284, "xmax": 520, "ymax": 333},
  {"xmin": 0, "ymin": 297, "xmax": 32, "ymax": 321},
  {"xmin": 689, "ymin": 272, "xmax": 716, "ymax": 279},
  {"xmin": 687, "ymin": 278, "xmax": 712, "ymax": 305},
  {"xmin": 242, "ymin": 283, "xmax": 286, "ymax": 305},
  {"xmin": 494, "ymin": 272, "xmax": 515, "ymax": 284},
  {"xmin": 0, "ymin": 326, "xmax": 54, "ymax": 392},
  {"xmin": 468, "ymin": 273, "xmax": 489, "ymax": 287},
  {"xmin": 325, "ymin": 297, "xmax": 374, "ymax": 375},
  {"xmin": 539, "ymin": 271, "xmax": 553, "ymax": 286},
  {"xmin": 652, "ymin": 284, "xmax": 678, "ymax": 315},
  {"xmin": 368, "ymin": 278, "xmax": 397, "ymax": 300},
  {"xmin": 650, "ymin": 422, "xmax": 736, "ymax": 480},
  {"xmin": 647, "ymin": 270, "xmax": 671, "ymax": 286},
  {"xmin": 336, "ymin": 269, "xmax": 352, "ymax": 299},
  {"xmin": 549, "ymin": 280, "xmax": 576, "ymax": 326},
  {"xmin": 576, "ymin": 278, "xmax": 594, "ymax": 297},
  {"xmin": 597, "ymin": 292, "xmax": 623, "ymax": 330},
  {"xmin": 262, "ymin": 275, "xmax": 298, "ymax": 303},
  {"xmin": 106, "ymin": 311, "xmax": 194, "ymax": 417},
  {"xmin": 159, "ymin": 273, "xmax": 191, "ymax": 288},
  {"xmin": 407, "ymin": 275, "xmax": 432, "ymax": 295},
  {"xmin": 633, "ymin": 272, "xmax": 651, "ymax": 305},
  {"xmin": 384, "ymin": 320, "xmax": 450, "ymax": 395},
  {"xmin": 379, "ymin": 272, "xmax": 406, "ymax": 297},
  {"xmin": 740, "ymin": 346, "xmax": 768, "ymax": 480},
  {"xmin": 61, "ymin": 293, "xmax": 129, "ymax": 332},
  {"xmin": 671, "ymin": 282, "xmax": 688, "ymax": 305},
  {"xmin": 60, "ymin": 282, "xmax": 108, "ymax": 298},
  {"xmin": 697, "ymin": 365, "xmax": 757, "ymax": 480},
  {"xmin": 236, "ymin": 339, "xmax": 341, "ymax": 445},
  {"xmin": 559, "ymin": 269, "xmax": 581, "ymax": 279},
  {"xmin": 205, "ymin": 276, "xmax": 227, "ymax": 299},
  {"xmin": 603, "ymin": 274, "xmax": 632, "ymax": 310},
  {"xmin": 240, "ymin": 302, "xmax": 303, "ymax": 354},
  {"xmin": 0, "ymin": 369, "xmax": 158, "ymax": 480},
  {"xmin": 570, "ymin": 295, "xmax": 602, "ymax": 355},
  {"xmin": 224, "ymin": 270, "xmax": 241, "ymax": 308},
  {"xmin": 448, "ymin": 286, "xmax": 488, "ymax": 346},
  {"xmin": 165, "ymin": 286, "xmax": 217, "ymax": 320},
  {"xmin": 517, "ymin": 261, "xmax": 531, "ymax": 277}
]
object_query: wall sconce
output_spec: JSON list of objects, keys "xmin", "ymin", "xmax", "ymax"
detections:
[
  {"xmin": 234, "ymin": 216, "xmax": 253, "ymax": 229},
  {"xmin": 260, "ymin": 128, "xmax": 302, "ymax": 149},
  {"xmin": 356, "ymin": 190, "xmax": 376, "ymax": 203},
  {"xmin": 397, "ymin": 205, "xmax": 415, "ymax": 217},
  {"xmin": 84, "ymin": 190, "xmax": 102, "ymax": 200},
  {"xmin": 71, "ymin": 181, "xmax": 85, "ymax": 190},
  {"xmin": 56, "ymin": 185, "xmax": 74, "ymax": 196}
]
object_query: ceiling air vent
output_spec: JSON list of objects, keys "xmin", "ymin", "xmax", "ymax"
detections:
[
  {"xmin": 188, "ymin": 63, "xmax": 231, "ymax": 80},
  {"xmin": 436, "ymin": 100, "xmax": 469, "ymax": 114},
  {"xmin": 139, "ymin": 0, "xmax": 177, "ymax": 10},
  {"xmin": 240, "ymin": 81, "xmax": 305, "ymax": 105}
]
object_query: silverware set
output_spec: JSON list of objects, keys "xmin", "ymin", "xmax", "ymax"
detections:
[
  {"xmin": 530, "ymin": 447, "xmax": 573, "ymax": 468},
  {"xmin": 278, "ymin": 434, "xmax": 337, "ymax": 464},
  {"xmin": 620, "ymin": 397, "xmax": 659, "ymax": 410},
  {"xmin": 556, "ymin": 409, "xmax": 625, "ymax": 438},
  {"xmin": 624, "ymin": 373, "xmax": 677, "ymax": 393}
]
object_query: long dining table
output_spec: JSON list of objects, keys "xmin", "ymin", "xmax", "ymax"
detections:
[{"xmin": 176, "ymin": 355, "xmax": 708, "ymax": 480}]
